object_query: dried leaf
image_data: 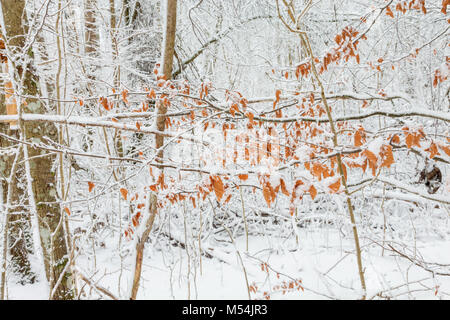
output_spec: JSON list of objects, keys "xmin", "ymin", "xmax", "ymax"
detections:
[
  {"xmin": 426, "ymin": 142, "xmax": 440, "ymax": 159},
  {"xmin": 148, "ymin": 88, "xmax": 156, "ymax": 99},
  {"xmin": 262, "ymin": 183, "xmax": 273, "ymax": 207},
  {"xmin": 120, "ymin": 188, "xmax": 128, "ymax": 201},
  {"xmin": 386, "ymin": 6, "xmax": 394, "ymax": 18},
  {"xmin": 280, "ymin": 179, "xmax": 290, "ymax": 196},
  {"xmin": 328, "ymin": 179, "xmax": 341, "ymax": 193},
  {"xmin": 64, "ymin": 207, "xmax": 71, "ymax": 216},
  {"xmin": 309, "ymin": 185, "xmax": 317, "ymax": 200},
  {"xmin": 100, "ymin": 97, "xmax": 111, "ymax": 110},
  {"xmin": 391, "ymin": 134, "xmax": 400, "ymax": 145},
  {"xmin": 238, "ymin": 174, "xmax": 249, "ymax": 181},
  {"xmin": 405, "ymin": 134, "xmax": 414, "ymax": 149},
  {"xmin": 210, "ymin": 176, "xmax": 225, "ymax": 202},
  {"xmin": 439, "ymin": 143, "xmax": 450, "ymax": 157},
  {"xmin": 122, "ymin": 89, "xmax": 129, "ymax": 104},
  {"xmin": 354, "ymin": 130, "xmax": 363, "ymax": 147},
  {"xmin": 381, "ymin": 145, "xmax": 395, "ymax": 168}
]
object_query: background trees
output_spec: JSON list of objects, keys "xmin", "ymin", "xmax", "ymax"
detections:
[{"xmin": 0, "ymin": 0, "xmax": 449, "ymax": 300}]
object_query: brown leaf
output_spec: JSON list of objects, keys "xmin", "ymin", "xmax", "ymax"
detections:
[
  {"xmin": 363, "ymin": 149, "xmax": 378, "ymax": 166},
  {"xmin": 391, "ymin": 134, "xmax": 400, "ymax": 145},
  {"xmin": 280, "ymin": 179, "xmax": 290, "ymax": 196},
  {"xmin": 210, "ymin": 176, "xmax": 225, "ymax": 202},
  {"xmin": 148, "ymin": 88, "xmax": 156, "ymax": 99},
  {"xmin": 309, "ymin": 185, "xmax": 317, "ymax": 200},
  {"xmin": 386, "ymin": 6, "xmax": 394, "ymax": 18},
  {"xmin": 354, "ymin": 130, "xmax": 363, "ymax": 147},
  {"xmin": 64, "ymin": 207, "xmax": 71, "ymax": 216},
  {"xmin": 426, "ymin": 142, "xmax": 440, "ymax": 159},
  {"xmin": 405, "ymin": 134, "xmax": 414, "ymax": 149},
  {"xmin": 439, "ymin": 143, "xmax": 450, "ymax": 157},
  {"xmin": 122, "ymin": 90, "xmax": 129, "ymax": 104},
  {"xmin": 328, "ymin": 179, "xmax": 341, "ymax": 193},
  {"xmin": 262, "ymin": 183, "xmax": 273, "ymax": 207},
  {"xmin": 100, "ymin": 97, "xmax": 111, "ymax": 110},
  {"xmin": 381, "ymin": 145, "xmax": 395, "ymax": 168},
  {"xmin": 120, "ymin": 188, "xmax": 128, "ymax": 201},
  {"xmin": 238, "ymin": 174, "xmax": 249, "ymax": 181}
]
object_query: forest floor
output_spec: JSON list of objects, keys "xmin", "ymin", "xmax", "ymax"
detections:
[{"xmin": 6, "ymin": 227, "xmax": 450, "ymax": 300}]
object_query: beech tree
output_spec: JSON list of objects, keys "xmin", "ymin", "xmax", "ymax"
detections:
[
  {"xmin": 0, "ymin": 0, "xmax": 72, "ymax": 299},
  {"xmin": 0, "ymin": 0, "xmax": 448, "ymax": 300}
]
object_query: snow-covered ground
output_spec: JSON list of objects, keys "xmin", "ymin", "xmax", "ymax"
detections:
[{"xmin": 6, "ymin": 228, "xmax": 449, "ymax": 300}]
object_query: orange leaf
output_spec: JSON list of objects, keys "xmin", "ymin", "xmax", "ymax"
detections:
[
  {"xmin": 328, "ymin": 179, "xmax": 341, "ymax": 193},
  {"xmin": 262, "ymin": 183, "xmax": 273, "ymax": 207},
  {"xmin": 122, "ymin": 90, "xmax": 129, "ymax": 104},
  {"xmin": 88, "ymin": 181, "xmax": 95, "ymax": 193},
  {"xmin": 391, "ymin": 134, "xmax": 400, "ymax": 145},
  {"xmin": 442, "ymin": 0, "xmax": 449, "ymax": 14},
  {"xmin": 273, "ymin": 89, "xmax": 281, "ymax": 109},
  {"xmin": 100, "ymin": 97, "xmax": 111, "ymax": 110},
  {"xmin": 246, "ymin": 112, "xmax": 254, "ymax": 123},
  {"xmin": 363, "ymin": 149, "xmax": 378, "ymax": 175},
  {"xmin": 275, "ymin": 89, "xmax": 281, "ymax": 102},
  {"xmin": 64, "ymin": 207, "xmax": 71, "ymax": 216},
  {"xmin": 238, "ymin": 174, "xmax": 249, "ymax": 181},
  {"xmin": 224, "ymin": 194, "xmax": 232, "ymax": 203},
  {"xmin": 354, "ymin": 130, "xmax": 363, "ymax": 147},
  {"xmin": 210, "ymin": 176, "xmax": 225, "ymax": 202},
  {"xmin": 312, "ymin": 163, "xmax": 325, "ymax": 180},
  {"xmin": 137, "ymin": 203, "xmax": 145, "ymax": 209},
  {"xmin": 426, "ymin": 142, "xmax": 440, "ymax": 159},
  {"xmin": 386, "ymin": 6, "xmax": 394, "ymax": 18},
  {"xmin": 405, "ymin": 134, "xmax": 414, "ymax": 149},
  {"xmin": 363, "ymin": 149, "xmax": 378, "ymax": 165},
  {"xmin": 230, "ymin": 103, "xmax": 239, "ymax": 117},
  {"xmin": 120, "ymin": 188, "xmax": 128, "ymax": 200},
  {"xmin": 294, "ymin": 180, "xmax": 304, "ymax": 189},
  {"xmin": 381, "ymin": 145, "xmax": 395, "ymax": 168},
  {"xmin": 439, "ymin": 143, "xmax": 450, "ymax": 157},
  {"xmin": 309, "ymin": 185, "xmax": 317, "ymax": 200},
  {"xmin": 132, "ymin": 215, "xmax": 139, "ymax": 227},
  {"xmin": 148, "ymin": 88, "xmax": 156, "ymax": 99},
  {"xmin": 280, "ymin": 179, "xmax": 290, "ymax": 196}
]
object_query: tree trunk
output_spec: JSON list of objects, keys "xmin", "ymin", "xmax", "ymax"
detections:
[
  {"xmin": 129, "ymin": 0, "xmax": 177, "ymax": 300},
  {"xmin": 0, "ymin": 0, "xmax": 73, "ymax": 299},
  {"xmin": 155, "ymin": 0, "xmax": 177, "ymax": 162},
  {"xmin": 0, "ymin": 101, "xmax": 36, "ymax": 289},
  {"xmin": 84, "ymin": 0, "xmax": 99, "ymax": 67}
]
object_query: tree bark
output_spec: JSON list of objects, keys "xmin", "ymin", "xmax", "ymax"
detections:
[
  {"xmin": 129, "ymin": 0, "xmax": 177, "ymax": 300},
  {"xmin": 0, "ymin": 0, "xmax": 73, "ymax": 299},
  {"xmin": 155, "ymin": 0, "xmax": 177, "ymax": 163}
]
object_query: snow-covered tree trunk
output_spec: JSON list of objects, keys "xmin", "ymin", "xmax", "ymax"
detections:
[
  {"xmin": 0, "ymin": 0, "xmax": 73, "ymax": 300},
  {"xmin": 129, "ymin": 0, "xmax": 177, "ymax": 300}
]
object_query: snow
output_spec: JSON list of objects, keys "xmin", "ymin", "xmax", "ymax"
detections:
[
  {"xmin": 6, "ymin": 228, "xmax": 449, "ymax": 300},
  {"xmin": 0, "ymin": 0, "xmax": 449, "ymax": 301}
]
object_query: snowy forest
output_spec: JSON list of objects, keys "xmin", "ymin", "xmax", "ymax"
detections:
[{"xmin": 0, "ymin": 0, "xmax": 448, "ymax": 300}]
